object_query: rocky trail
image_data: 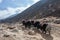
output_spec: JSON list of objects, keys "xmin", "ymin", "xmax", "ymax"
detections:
[{"xmin": 0, "ymin": 22, "xmax": 60, "ymax": 40}]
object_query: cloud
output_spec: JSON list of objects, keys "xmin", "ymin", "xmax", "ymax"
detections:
[
  {"xmin": 7, "ymin": 4, "xmax": 31, "ymax": 13},
  {"xmin": 0, "ymin": 0, "xmax": 2, "ymax": 3},
  {"xmin": 31, "ymin": 0, "xmax": 40, "ymax": 4},
  {"xmin": 0, "ymin": 4, "xmax": 31, "ymax": 19},
  {"xmin": 0, "ymin": 10, "xmax": 9, "ymax": 19},
  {"xmin": 0, "ymin": 0, "xmax": 39, "ymax": 19}
]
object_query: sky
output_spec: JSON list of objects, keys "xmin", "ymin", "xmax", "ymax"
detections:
[{"xmin": 0, "ymin": 0, "xmax": 40, "ymax": 19}]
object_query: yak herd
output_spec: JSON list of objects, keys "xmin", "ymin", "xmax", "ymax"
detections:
[{"xmin": 22, "ymin": 20, "xmax": 51, "ymax": 35}]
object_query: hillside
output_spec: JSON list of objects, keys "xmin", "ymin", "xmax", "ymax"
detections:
[
  {"xmin": 0, "ymin": 18, "xmax": 60, "ymax": 40},
  {"xmin": 1, "ymin": 0, "xmax": 60, "ymax": 23}
]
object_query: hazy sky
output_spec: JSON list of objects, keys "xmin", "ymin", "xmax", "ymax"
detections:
[{"xmin": 0, "ymin": 0, "xmax": 40, "ymax": 19}]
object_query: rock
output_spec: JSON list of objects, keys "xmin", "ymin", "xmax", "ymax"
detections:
[
  {"xmin": 28, "ymin": 30, "xmax": 36, "ymax": 35},
  {"xmin": 3, "ymin": 34, "xmax": 10, "ymax": 37},
  {"xmin": 54, "ymin": 19, "xmax": 60, "ymax": 24},
  {"xmin": 10, "ymin": 29, "xmax": 18, "ymax": 32},
  {"xmin": 7, "ymin": 27, "xmax": 16, "ymax": 29}
]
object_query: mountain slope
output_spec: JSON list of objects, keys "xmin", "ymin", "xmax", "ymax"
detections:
[{"xmin": 1, "ymin": 0, "xmax": 60, "ymax": 23}]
